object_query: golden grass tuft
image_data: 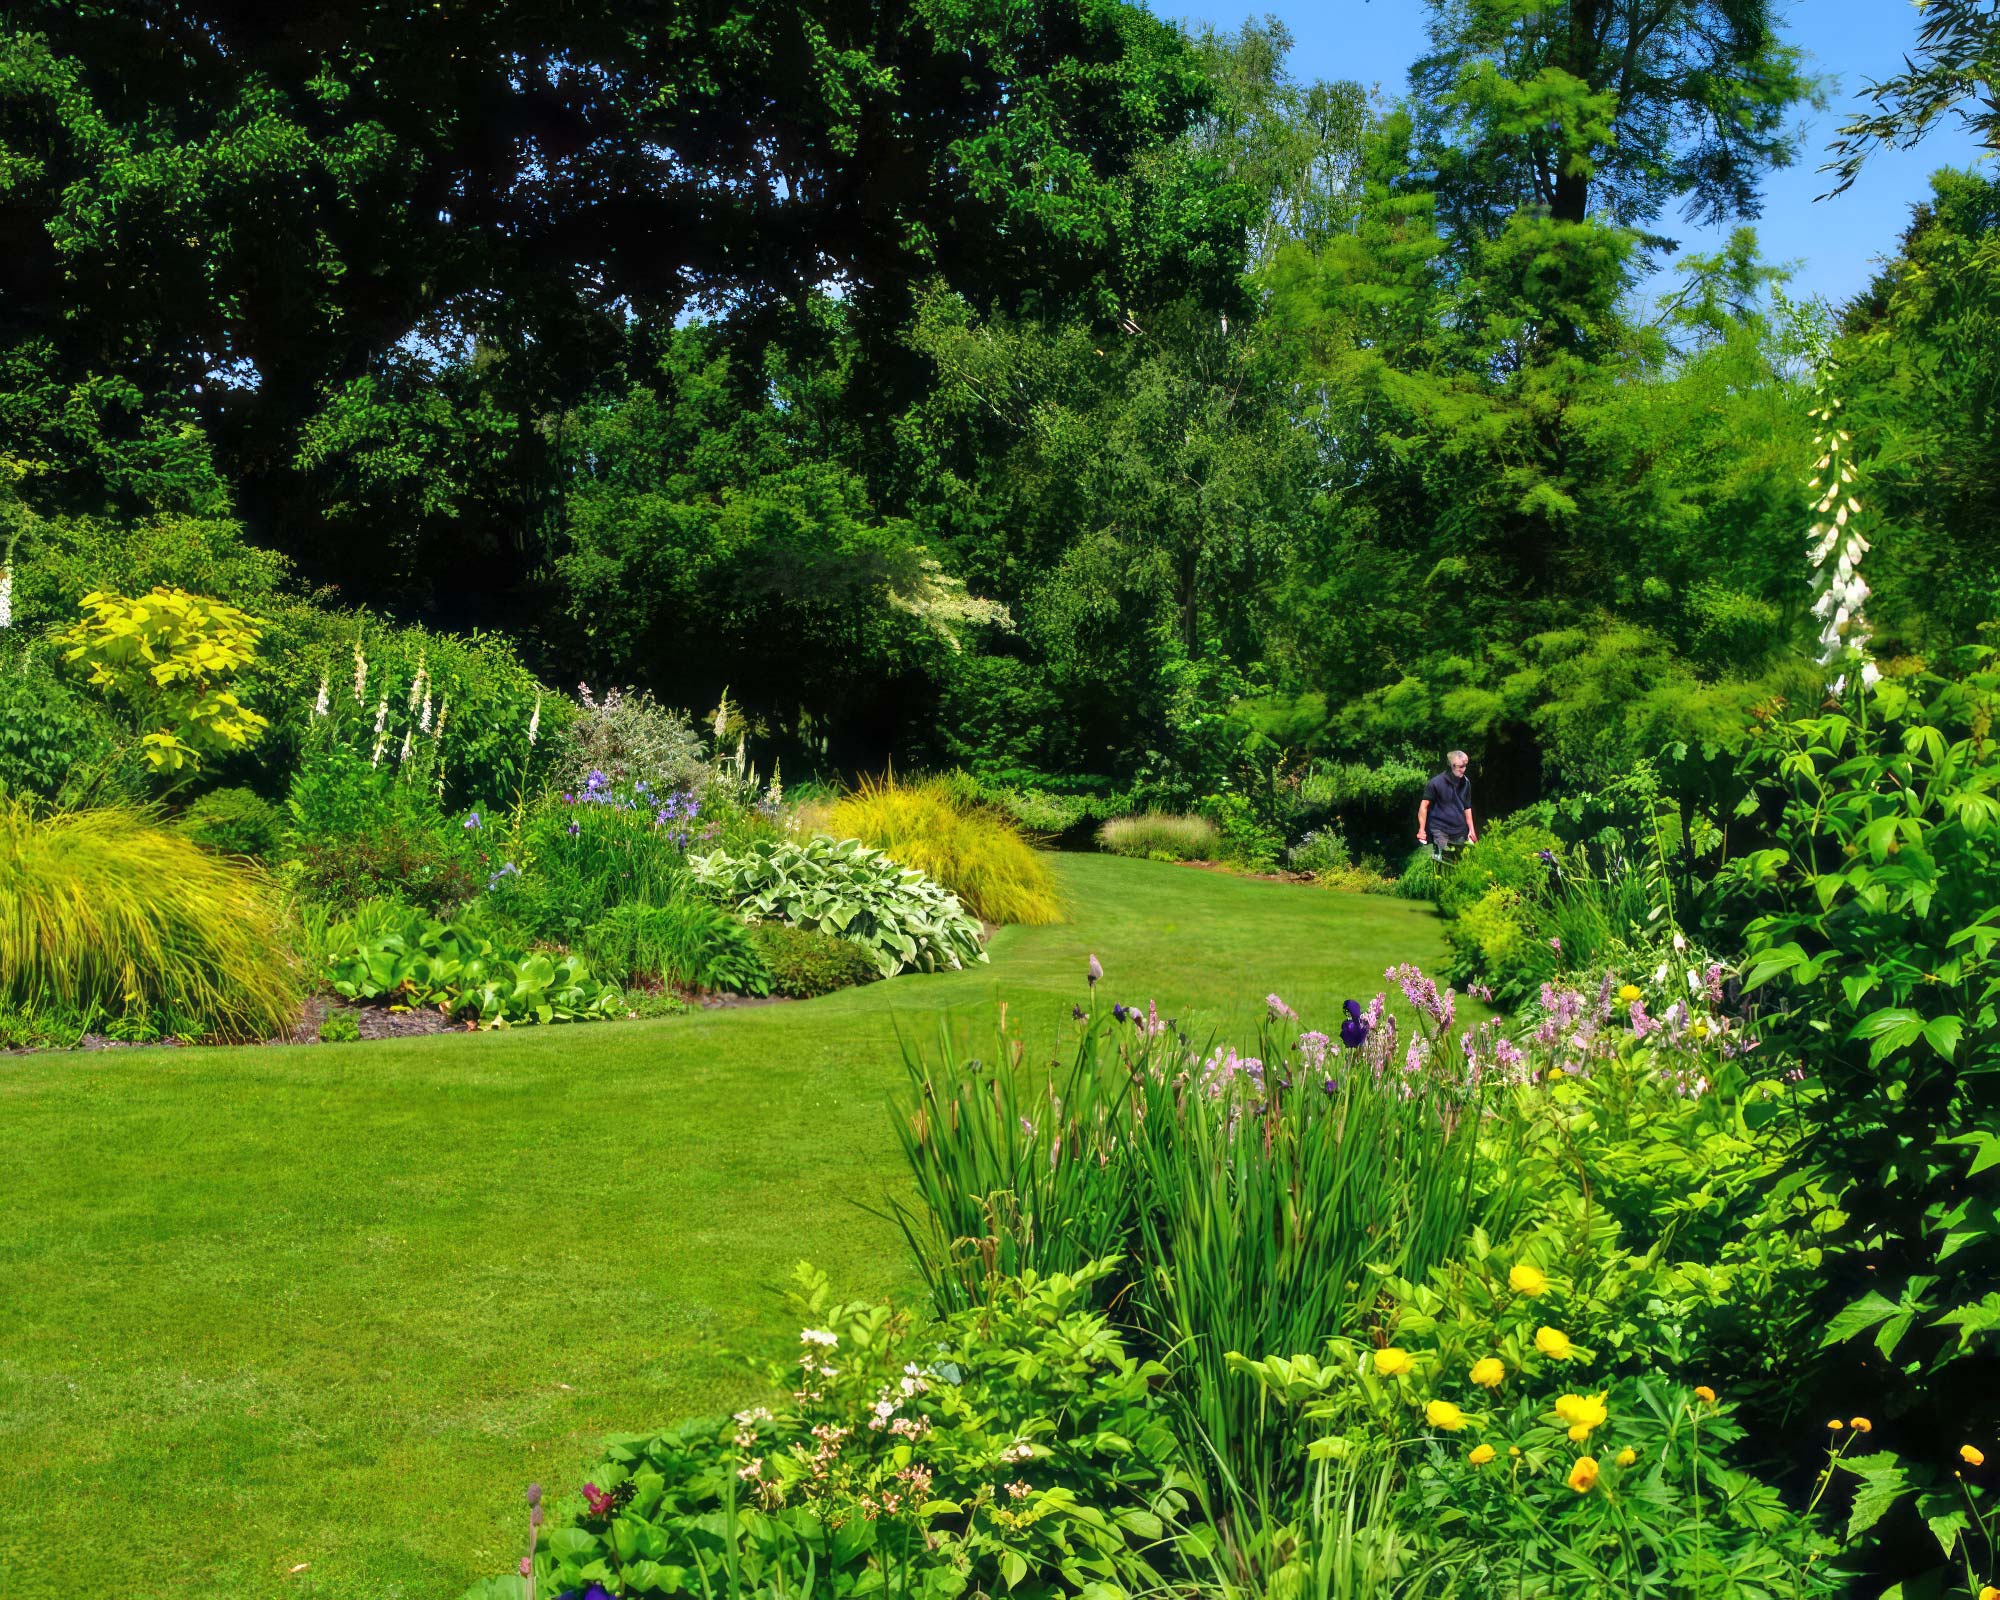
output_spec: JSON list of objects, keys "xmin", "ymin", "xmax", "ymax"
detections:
[
  {"xmin": 1096, "ymin": 811, "xmax": 1221, "ymax": 862},
  {"xmin": 825, "ymin": 775, "xmax": 1064, "ymax": 926},
  {"xmin": 0, "ymin": 799, "xmax": 300, "ymax": 1039}
]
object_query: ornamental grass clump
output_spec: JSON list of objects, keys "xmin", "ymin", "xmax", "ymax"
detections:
[
  {"xmin": 1096, "ymin": 810, "xmax": 1220, "ymax": 862},
  {"xmin": 825, "ymin": 774, "xmax": 1063, "ymax": 926},
  {"xmin": 0, "ymin": 799, "xmax": 298, "ymax": 1039}
]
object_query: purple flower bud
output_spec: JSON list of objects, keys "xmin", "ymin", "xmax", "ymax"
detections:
[
  {"xmin": 526, "ymin": 1482, "xmax": 542, "ymax": 1507},
  {"xmin": 1340, "ymin": 998, "xmax": 1370, "ymax": 1051},
  {"xmin": 1087, "ymin": 954, "xmax": 1103, "ymax": 987}
]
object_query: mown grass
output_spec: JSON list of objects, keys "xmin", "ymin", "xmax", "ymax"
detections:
[{"xmin": 0, "ymin": 854, "xmax": 1456, "ymax": 1600}]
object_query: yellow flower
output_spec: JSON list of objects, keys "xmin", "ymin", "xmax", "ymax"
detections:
[
  {"xmin": 1694, "ymin": 1385, "xmax": 1716, "ymax": 1405},
  {"xmin": 1468, "ymin": 1443, "xmax": 1497, "ymax": 1466},
  {"xmin": 1977, "ymin": 1586, "xmax": 1998, "ymax": 1600},
  {"xmin": 1963, "ymin": 1445, "xmax": 1987, "ymax": 1467},
  {"xmin": 1693, "ymin": 1019, "xmax": 1711, "ymax": 1039},
  {"xmin": 1617, "ymin": 984, "xmax": 1643, "ymax": 1003},
  {"xmin": 1534, "ymin": 1326, "xmax": 1573, "ymax": 1361},
  {"xmin": 1509, "ymin": 1263, "xmax": 1548, "ymax": 1297},
  {"xmin": 1555, "ymin": 1393, "xmax": 1608, "ymax": 1441},
  {"xmin": 1615, "ymin": 1447, "xmax": 1637, "ymax": 1467},
  {"xmin": 1426, "ymin": 1400, "xmax": 1467, "ymax": 1432},
  {"xmin": 1827, "ymin": 1419, "xmax": 1844, "ymax": 1432},
  {"xmin": 1508, "ymin": 1446, "xmax": 1522, "ymax": 1458},
  {"xmin": 1373, "ymin": 1347, "xmax": 1414, "ymax": 1378},
  {"xmin": 1470, "ymin": 1357, "xmax": 1506, "ymax": 1389},
  {"xmin": 1850, "ymin": 1417, "xmax": 1872, "ymax": 1433},
  {"xmin": 1568, "ymin": 1456, "xmax": 1600, "ymax": 1493}
]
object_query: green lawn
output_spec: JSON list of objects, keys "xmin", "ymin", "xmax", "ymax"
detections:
[{"xmin": 0, "ymin": 855, "xmax": 1452, "ymax": 1600}]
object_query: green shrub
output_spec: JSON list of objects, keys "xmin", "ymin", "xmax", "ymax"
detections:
[
  {"xmin": 473, "ymin": 1260, "xmax": 1189, "ymax": 1600},
  {"xmin": 1285, "ymin": 823, "xmax": 1351, "ymax": 876},
  {"xmin": 1434, "ymin": 819, "xmax": 1561, "ymax": 923},
  {"xmin": 177, "ymin": 786, "xmax": 282, "ymax": 860},
  {"xmin": 824, "ymin": 774, "xmax": 1064, "ymax": 926},
  {"xmin": 583, "ymin": 901, "xmax": 772, "ymax": 995},
  {"xmin": 0, "ymin": 799, "xmax": 299, "ymax": 1039},
  {"xmin": 0, "ymin": 650, "xmax": 114, "ymax": 800},
  {"xmin": 746, "ymin": 919, "xmax": 882, "ymax": 998},
  {"xmin": 58, "ymin": 586, "xmax": 269, "ymax": 773},
  {"xmin": 488, "ymin": 785, "xmax": 697, "ymax": 942},
  {"xmin": 317, "ymin": 1008, "xmax": 361, "ymax": 1044},
  {"xmin": 283, "ymin": 745, "xmax": 482, "ymax": 914},
  {"xmin": 1095, "ymin": 810, "xmax": 1220, "ymax": 861},
  {"xmin": 1728, "ymin": 656, "xmax": 2000, "ymax": 1584},
  {"xmin": 693, "ymin": 834, "xmax": 986, "ymax": 978},
  {"xmin": 1394, "ymin": 845, "xmax": 1439, "ymax": 900},
  {"xmin": 554, "ymin": 684, "xmax": 710, "ymax": 799},
  {"xmin": 321, "ymin": 900, "xmax": 623, "ymax": 1026},
  {"xmin": 1442, "ymin": 884, "xmax": 1535, "ymax": 988},
  {"xmin": 1198, "ymin": 790, "xmax": 1284, "ymax": 869}
]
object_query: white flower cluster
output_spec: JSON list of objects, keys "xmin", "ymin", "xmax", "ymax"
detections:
[
  {"xmin": 0, "ymin": 562, "xmax": 12, "ymax": 631},
  {"xmin": 1804, "ymin": 369, "xmax": 1880, "ymax": 688}
]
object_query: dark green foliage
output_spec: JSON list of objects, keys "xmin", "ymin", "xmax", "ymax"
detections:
[
  {"xmin": 283, "ymin": 747, "xmax": 482, "ymax": 915},
  {"xmin": 745, "ymin": 920, "xmax": 881, "ymax": 999},
  {"xmin": 0, "ymin": 649, "xmax": 111, "ymax": 799},
  {"xmin": 583, "ymin": 901, "xmax": 772, "ymax": 996},
  {"xmin": 176, "ymin": 786, "xmax": 281, "ymax": 860},
  {"xmin": 1729, "ymin": 655, "xmax": 2000, "ymax": 1588}
]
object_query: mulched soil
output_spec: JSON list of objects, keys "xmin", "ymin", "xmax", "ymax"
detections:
[{"xmin": 1172, "ymin": 859, "xmax": 1317, "ymax": 886}]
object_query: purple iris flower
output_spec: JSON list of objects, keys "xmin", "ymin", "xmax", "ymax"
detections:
[
  {"xmin": 1340, "ymin": 999, "xmax": 1370, "ymax": 1051},
  {"xmin": 1112, "ymin": 1004, "xmax": 1131, "ymax": 1023},
  {"xmin": 463, "ymin": 811, "xmax": 480, "ymax": 830}
]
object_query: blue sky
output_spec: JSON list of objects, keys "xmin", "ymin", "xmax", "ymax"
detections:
[{"xmin": 1168, "ymin": 0, "xmax": 1991, "ymax": 310}]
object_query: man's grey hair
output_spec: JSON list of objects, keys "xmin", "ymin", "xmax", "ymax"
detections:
[{"xmin": 1447, "ymin": 749, "xmax": 1468, "ymax": 764}]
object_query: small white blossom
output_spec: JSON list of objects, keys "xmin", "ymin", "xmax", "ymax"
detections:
[
  {"xmin": 0, "ymin": 563, "xmax": 12, "ymax": 630},
  {"xmin": 312, "ymin": 676, "xmax": 330, "ymax": 718},
  {"xmin": 799, "ymin": 1328, "xmax": 838, "ymax": 1348},
  {"xmin": 527, "ymin": 695, "xmax": 541, "ymax": 745}
]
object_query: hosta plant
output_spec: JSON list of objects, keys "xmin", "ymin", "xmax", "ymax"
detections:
[
  {"xmin": 692, "ymin": 834, "xmax": 985, "ymax": 977},
  {"xmin": 323, "ymin": 901, "xmax": 622, "ymax": 1026}
]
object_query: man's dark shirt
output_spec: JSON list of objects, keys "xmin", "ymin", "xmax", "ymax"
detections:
[{"xmin": 1424, "ymin": 771, "xmax": 1471, "ymax": 839}]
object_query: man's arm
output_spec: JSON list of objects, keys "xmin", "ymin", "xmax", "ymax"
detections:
[
  {"xmin": 1465, "ymin": 808, "xmax": 1477, "ymax": 844},
  {"xmin": 1417, "ymin": 796, "xmax": 1430, "ymax": 842}
]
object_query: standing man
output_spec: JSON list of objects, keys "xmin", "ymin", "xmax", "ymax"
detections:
[{"xmin": 1418, "ymin": 750, "xmax": 1477, "ymax": 863}]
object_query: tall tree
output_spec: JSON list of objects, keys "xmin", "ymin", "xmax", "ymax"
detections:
[
  {"xmin": 1410, "ymin": 0, "xmax": 1814, "ymax": 245},
  {"xmin": 1823, "ymin": 0, "xmax": 2000, "ymax": 194},
  {"xmin": 0, "ymin": 0, "xmax": 1243, "ymax": 606}
]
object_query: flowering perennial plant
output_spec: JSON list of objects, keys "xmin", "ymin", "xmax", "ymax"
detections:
[{"xmin": 489, "ymin": 1261, "xmax": 1189, "ymax": 1600}]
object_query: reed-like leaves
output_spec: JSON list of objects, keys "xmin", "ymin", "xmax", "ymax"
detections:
[
  {"xmin": 0, "ymin": 799, "xmax": 299, "ymax": 1038},
  {"xmin": 892, "ymin": 1001, "xmax": 1481, "ymax": 1513}
]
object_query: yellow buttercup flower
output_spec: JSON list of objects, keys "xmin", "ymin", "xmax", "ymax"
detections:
[
  {"xmin": 1426, "ymin": 1399, "xmax": 1467, "ymax": 1432},
  {"xmin": 1568, "ymin": 1456, "xmax": 1600, "ymax": 1493},
  {"xmin": 1977, "ymin": 1586, "xmax": 1998, "ymax": 1600},
  {"xmin": 1468, "ymin": 1443, "xmax": 1496, "ymax": 1466},
  {"xmin": 1963, "ymin": 1445, "xmax": 1987, "ymax": 1467},
  {"xmin": 1373, "ymin": 1347, "xmax": 1414, "ymax": 1378},
  {"xmin": 1508, "ymin": 1446, "xmax": 1522, "ymax": 1458},
  {"xmin": 1617, "ymin": 984, "xmax": 1643, "ymax": 1003},
  {"xmin": 1534, "ymin": 1325, "xmax": 1573, "ymax": 1361},
  {"xmin": 1555, "ymin": 1393, "xmax": 1608, "ymax": 1441},
  {"xmin": 1850, "ymin": 1417, "xmax": 1872, "ymax": 1433},
  {"xmin": 1470, "ymin": 1357, "xmax": 1506, "ymax": 1389},
  {"xmin": 1694, "ymin": 1385, "xmax": 1716, "ymax": 1405},
  {"xmin": 1509, "ymin": 1263, "xmax": 1548, "ymax": 1297},
  {"xmin": 1615, "ymin": 1447, "xmax": 1637, "ymax": 1467}
]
